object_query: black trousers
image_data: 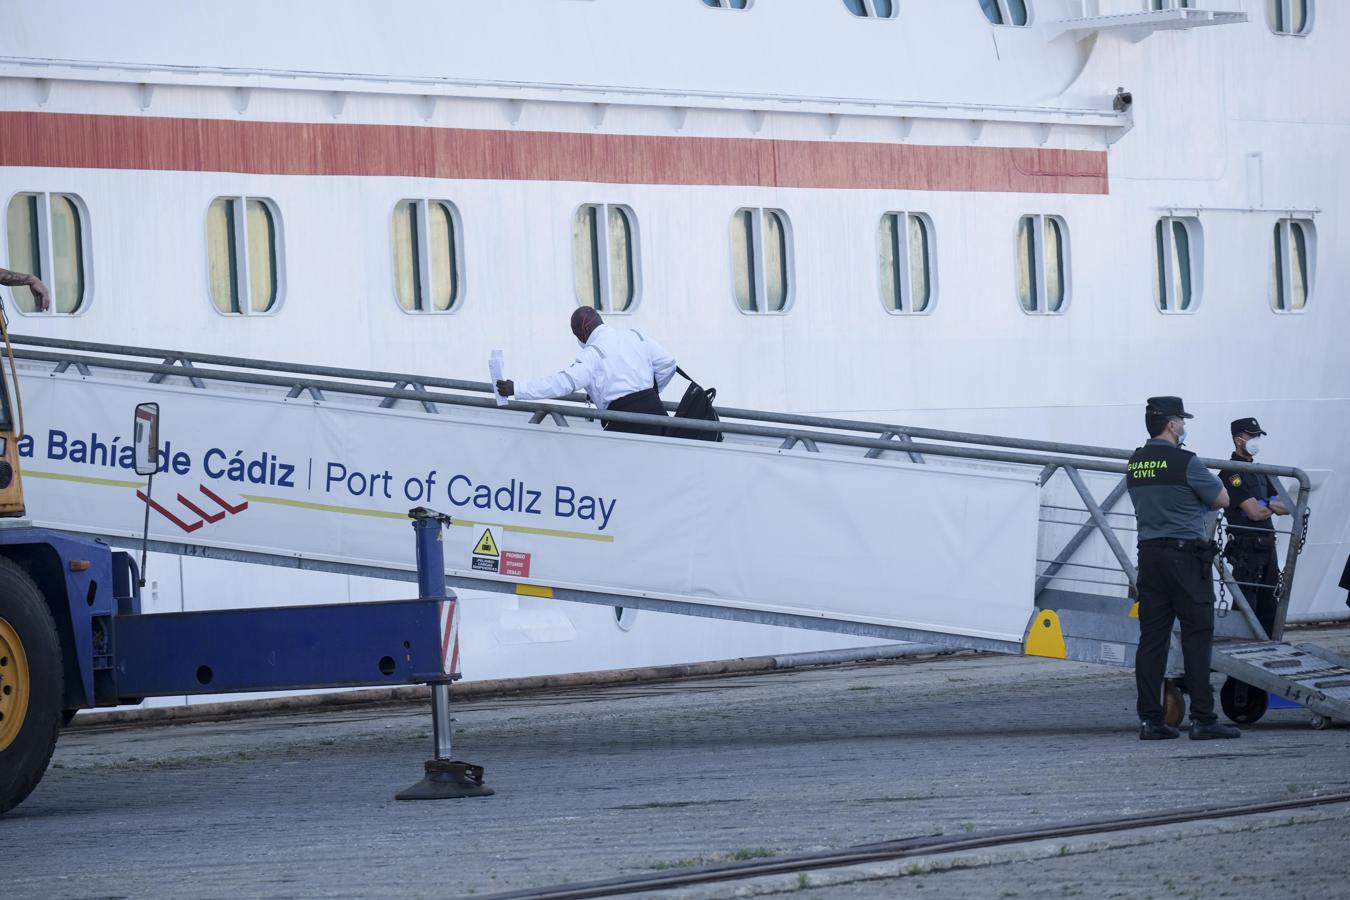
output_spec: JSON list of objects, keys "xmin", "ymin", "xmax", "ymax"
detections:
[
  {"xmin": 604, "ymin": 388, "xmax": 668, "ymax": 436},
  {"xmin": 1342, "ymin": 553, "xmax": 1350, "ymax": 607},
  {"xmin": 1136, "ymin": 545, "xmax": 1217, "ymax": 725},
  {"xmin": 1227, "ymin": 541, "xmax": 1279, "ymax": 636}
]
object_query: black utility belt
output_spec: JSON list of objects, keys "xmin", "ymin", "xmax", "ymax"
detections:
[
  {"xmin": 1227, "ymin": 535, "xmax": 1276, "ymax": 550},
  {"xmin": 1139, "ymin": 538, "xmax": 1211, "ymax": 553}
]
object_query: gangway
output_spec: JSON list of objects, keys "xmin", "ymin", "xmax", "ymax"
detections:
[{"xmin": 0, "ymin": 333, "xmax": 1345, "ymax": 814}]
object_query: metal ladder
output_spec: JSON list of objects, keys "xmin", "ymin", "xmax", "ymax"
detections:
[{"xmin": 1212, "ymin": 641, "xmax": 1350, "ymax": 728}]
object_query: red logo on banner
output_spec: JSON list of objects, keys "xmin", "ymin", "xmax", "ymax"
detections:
[{"xmin": 136, "ymin": 484, "xmax": 249, "ymax": 533}]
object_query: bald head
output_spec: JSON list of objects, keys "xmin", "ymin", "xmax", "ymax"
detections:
[{"xmin": 571, "ymin": 307, "xmax": 603, "ymax": 343}]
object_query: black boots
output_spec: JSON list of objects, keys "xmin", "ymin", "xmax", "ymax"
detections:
[
  {"xmin": 1139, "ymin": 721, "xmax": 1181, "ymax": 740},
  {"xmin": 1139, "ymin": 720, "xmax": 1241, "ymax": 739},
  {"xmin": 1189, "ymin": 720, "xmax": 1242, "ymax": 740}
]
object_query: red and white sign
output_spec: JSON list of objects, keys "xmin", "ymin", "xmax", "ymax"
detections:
[{"xmin": 501, "ymin": 551, "xmax": 531, "ymax": 578}]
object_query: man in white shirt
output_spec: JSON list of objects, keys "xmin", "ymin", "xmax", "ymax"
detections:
[{"xmin": 496, "ymin": 307, "xmax": 677, "ymax": 436}]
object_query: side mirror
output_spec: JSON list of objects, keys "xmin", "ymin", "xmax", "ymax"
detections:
[{"xmin": 133, "ymin": 402, "xmax": 159, "ymax": 477}]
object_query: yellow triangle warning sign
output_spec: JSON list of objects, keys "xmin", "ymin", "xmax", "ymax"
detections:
[{"xmin": 473, "ymin": 528, "xmax": 500, "ymax": 557}]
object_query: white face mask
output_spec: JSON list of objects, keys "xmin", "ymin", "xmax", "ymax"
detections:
[{"xmin": 1245, "ymin": 437, "xmax": 1263, "ymax": 456}]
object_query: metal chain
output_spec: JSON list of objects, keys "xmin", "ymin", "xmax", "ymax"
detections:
[
  {"xmin": 1214, "ymin": 515, "xmax": 1229, "ymax": 618},
  {"xmin": 1273, "ymin": 507, "xmax": 1312, "ymax": 606}
]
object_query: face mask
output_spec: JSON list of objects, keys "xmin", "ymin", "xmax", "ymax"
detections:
[
  {"xmin": 1176, "ymin": 425, "xmax": 1188, "ymax": 447},
  {"xmin": 1245, "ymin": 437, "xmax": 1262, "ymax": 456}
]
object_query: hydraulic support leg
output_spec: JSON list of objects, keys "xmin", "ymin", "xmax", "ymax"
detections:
[{"xmin": 396, "ymin": 507, "xmax": 493, "ymax": 801}]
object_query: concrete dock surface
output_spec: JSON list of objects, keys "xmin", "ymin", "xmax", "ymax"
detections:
[{"xmin": 6, "ymin": 627, "xmax": 1349, "ymax": 899}]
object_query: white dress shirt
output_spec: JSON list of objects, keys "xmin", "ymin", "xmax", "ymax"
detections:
[{"xmin": 514, "ymin": 324, "xmax": 677, "ymax": 409}]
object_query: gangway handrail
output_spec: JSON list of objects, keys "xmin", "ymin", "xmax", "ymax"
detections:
[
  {"xmin": 3, "ymin": 334, "xmax": 1313, "ymax": 491},
  {"xmin": 9, "ymin": 334, "xmax": 492, "ymax": 396},
  {"xmin": 7, "ymin": 334, "xmax": 1325, "ymax": 643},
  {"xmin": 11, "ymin": 345, "xmax": 1147, "ymax": 474},
  {"xmin": 12, "ymin": 344, "xmax": 1314, "ymax": 496}
]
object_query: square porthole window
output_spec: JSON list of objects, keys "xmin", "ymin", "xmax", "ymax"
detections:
[
  {"xmin": 1271, "ymin": 218, "xmax": 1315, "ymax": 312},
  {"xmin": 1016, "ymin": 215, "xmax": 1069, "ymax": 315},
  {"xmin": 206, "ymin": 197, "xmax": 283, "ymax": 315},
  {"xmin": 574, "ymin": 204, "xmax": 639, "ymax": 313},
  {"xmin": 879, "ymin": 212, "xmax": 935, "ymax": 314},
  {"xmin": 1154, "ymin": 216, "xmax": 1203, "ymax": 314},
  {"xmin": 1150, "ymin": 0, "xmax": 1192, "ymax": 9},
  {"xmin": 979, "ymin": 0, "xmax": 1029, "ymax": 26},
  {"xmin": 1267, "ymin": 0, "xmax": 1312, "ymax": 35},
  {"xmin": 5, "ymin": 192, "xmax": 91, "ymax": 314},
  {"xmin": 730, "ymin": 208, "xmax": 793, "ymax": 314},
  {"xmin": 392, "ymin": 199, "xmax": 463, "ymax": 313},
  {"xmin": 843, "ymin": 0, "xmax": 896, "ymax": 18}
]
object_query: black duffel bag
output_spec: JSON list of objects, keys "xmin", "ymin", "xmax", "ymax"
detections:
[{"xmin": 665, "ymin": 367, "xmax": 722, "ymax": 442}]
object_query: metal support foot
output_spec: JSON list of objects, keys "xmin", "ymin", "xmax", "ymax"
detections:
[
  {"xmin": 395, "ymin": 510, "xmax": 493, "ymax": 800},
  {"xmin": 395, "ymin": 681, "xmax": 492, "ymax": 801},
  {"xmin": 396, "ymin": 759, "xmax": 493, "ymax": 800}
]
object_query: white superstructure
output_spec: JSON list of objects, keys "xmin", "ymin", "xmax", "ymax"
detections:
[{"xmin": 1, "ymin": 0, "xmax": 1345, "ymax": 696}]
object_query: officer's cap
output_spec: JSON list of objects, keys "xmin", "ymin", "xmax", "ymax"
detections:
[
  {"xmin": 1231, "ymin": 417, "xmax": 1267, "ymax": 436},
  {"xmin": 1146, "ymin": 396, "xmax": 1192, "ymax": 419}
]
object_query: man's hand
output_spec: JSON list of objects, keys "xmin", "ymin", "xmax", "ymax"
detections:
[
  {"xmin": 1269, "ymin": 497, "xmax": 1290, "ymax": 516},
  {"xmin": 495, "ymin": 379, "xmax": 514, "ymax": 398},
  {"xmin": 0, "ymin": 268, "xmax": 50, "ymax": 311},
  {"xmin": 28, "ymin": 276, "xmax": 50, "ymax": 312},
  {"xmin": 1241, "ymin": 498, "xmax": 1273, "ymax": 521}
]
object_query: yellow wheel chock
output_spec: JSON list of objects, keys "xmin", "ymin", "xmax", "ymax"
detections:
[{"xmin": 1024, "ymin": 608, "xmax": 1067, "ymax": 660}]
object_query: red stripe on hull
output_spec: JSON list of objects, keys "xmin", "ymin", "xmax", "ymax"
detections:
[{"xmin": 0, "ymin": 111, "xmax": 1107, "ymax": 194}]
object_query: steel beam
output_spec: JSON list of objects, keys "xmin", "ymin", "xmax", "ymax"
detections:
[
  {"xmin": 111, "ymin": 598, "xmax": 445, "ymax": 699},
  {"xmin": 1036, "ymin": 476, "xmax": 1129, "ymax": 597},
  {"xmin": 1063, "ymin": 466, "xmax": 1137, "ymax": 589},
  {"xmin": 1213, "ymin": 558, "xmax": 1267, "ymax": 640},
  {"xmin": 84, "ymin": 532, "xmax": 1024, "ymax": 656}
]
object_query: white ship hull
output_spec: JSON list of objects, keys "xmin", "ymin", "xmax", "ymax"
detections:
[{"xmin": 2, "ymin": 0, "xmax": 1346, "ymax": 702}]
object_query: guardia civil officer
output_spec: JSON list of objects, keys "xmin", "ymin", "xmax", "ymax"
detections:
[
  {"xmin": 1126, "ymin": 397, "xmax": 1239, "ymax": 740},
  {"xmin": 496, "ymin": 307, "xmax": 676, "ymax": 437},
  {"xmin": 1218, "ymin": 418, "xmax": 1288, "ymax": 638}
]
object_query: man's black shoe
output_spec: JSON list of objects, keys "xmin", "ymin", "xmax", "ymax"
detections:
[
  {"xmin": 1139, "ymin": 721, "xmax": 1180, "ymax": 740},
  {"xmin": 1190, "ymin": 721, "xmax": 1241, "ymax": 740}
]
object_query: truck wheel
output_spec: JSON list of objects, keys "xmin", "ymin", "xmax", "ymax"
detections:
[
  {"xmin": 0, "ymin": 557, "xmax": 62, "ymax": 816},
  {"xmin": 1220, "ymin": 677, "xmax": 1268, "ymax": 725},
  {"xmin": 1163, "ymin": 681, "xmax": 1185, "ymax": 728}
]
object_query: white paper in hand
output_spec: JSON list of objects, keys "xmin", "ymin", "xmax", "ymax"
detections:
[{"xmin": 489, "ymin": 350, "xmax": 507, "ymax": 406}]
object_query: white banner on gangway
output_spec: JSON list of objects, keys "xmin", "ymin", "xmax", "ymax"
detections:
[{"xmin": 16, "ymin": 370, "xmax": 1043, "ymax": 644}]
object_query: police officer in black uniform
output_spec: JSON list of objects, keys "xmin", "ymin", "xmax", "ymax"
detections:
[
  {"xmin": 1218, "ymin": 418, "xmax": 1288, "ymax": 638},
  {"xmin": 1126, "ymin": 397, "xmax": 1240, "ymax": 740}
]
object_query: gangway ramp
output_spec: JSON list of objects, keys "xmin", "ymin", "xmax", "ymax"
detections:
[
  {"xmin": 1212, "ymin": 642, "xmax": 1350, "ymax": 728},
  {"xmin": 6, "ymin": 334, "xmax": 1340, "ymax": 726}
]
